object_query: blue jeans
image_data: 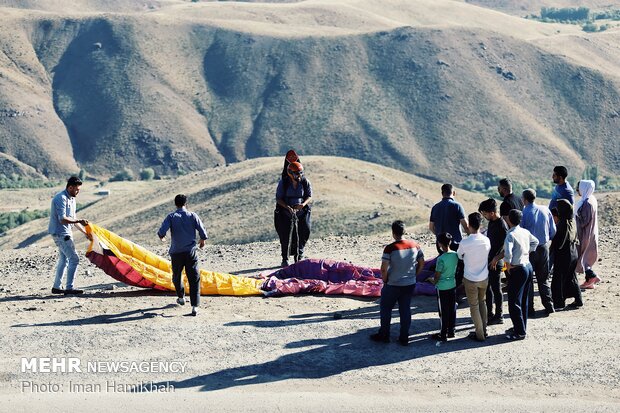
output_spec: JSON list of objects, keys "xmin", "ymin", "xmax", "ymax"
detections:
[
  {"xmin": 52, "ymin": 235, "xmax": 79, "ymax": 290},
  {"xmin": 379, "ymin": 284, "xmax": 415, "ymax": 340},
  {"xmin": 506, "ymin": 264, "xmax": 533, "ymax": 336}
]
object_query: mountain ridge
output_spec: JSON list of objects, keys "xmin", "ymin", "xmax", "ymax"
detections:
[{"xmin": 0, "ymin": 0, "xmax": 618, "ymax": 183}]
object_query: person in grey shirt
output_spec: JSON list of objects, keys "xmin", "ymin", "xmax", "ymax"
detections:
[
  {"xmin": 504, "ymin": 209, "xmax": 538, "ymax": 341},
  {"xmin": 48, "ymin": 176, "xmax": 91, "ymax": 295},
  {"xmin": 158, "ymin": 194, "xmax": 208, "ymax": 316}
]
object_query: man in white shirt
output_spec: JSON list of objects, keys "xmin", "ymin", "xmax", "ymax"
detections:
[
  {"xmin": 457, "ymin": 212, "xmax": 491, "ymax": 342},
  {"xmin": 504, "ymin": 209, "xmax": 539, "ymax": 341}
]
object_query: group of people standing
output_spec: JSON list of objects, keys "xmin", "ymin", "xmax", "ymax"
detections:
[
  {"xmin": 374, "ymin": 165, "xmax": 600, "ymax": 344},
  {"xmin": 48, "ymin": 156, "xmax": 600, "ymax": 333}
]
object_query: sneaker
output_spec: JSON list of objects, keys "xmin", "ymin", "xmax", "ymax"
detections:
[
  {"xmin": 544, "ymin": 306, "xmax": 555, "ymax": 315},
  {"xmin": 370, "ymin": 333, "xmax": 390, "ymax": 343},
  {"xmin": 431, "ymin": 333, "xmax": 447, "ymax": 342},
  {"xmin": 506, "ymin": 332, "xmax": 526, "ymax": 341},
  {"xmin": 176, "ymin": 297, "xmax": 186, "ymax": 306},
  {"xmin": 398, "ymin": 337, "xmax": 409, "ymax": 346},
  {"xmin": 447, "ymin": 331, "xmax": 455, "ymax": 338},
  {"xmin": 295, "ymin": 254, "xmax": 304, "ymax": 263},
  {"xmin": 190, "ymin": 307, "xmax": 198, "ymax": 316},
  {"xmin": 51, "ymin": 287, "xmax": 65, "ymax": 294},
  {"xmin": 505, "ymin": 327, "xmax": 515, "ymax": 335},
  {"xmin": 280, "ymin": 259, "xmax": 289, "ymax": 268},
  {"xmin": 64, "ymin": 289, "xmax": 84, "ymax": 295},
  {"xmin": 580, "ymin": 280, "xmax": 596, "ymax": 290}
]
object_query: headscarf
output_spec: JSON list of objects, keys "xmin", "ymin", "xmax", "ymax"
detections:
[{"xmin": 576, "ymin": 179, "xmax": 597, "ymax": 213}]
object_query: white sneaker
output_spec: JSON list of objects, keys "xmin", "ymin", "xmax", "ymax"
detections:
[{"xmin": 176, "ymin": 297, "xmax": 186, "ymax": 306}]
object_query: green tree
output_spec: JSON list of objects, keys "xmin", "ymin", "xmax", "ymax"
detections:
[
  {"xmin": 583, "ymin": 22, "xmax": 598, "ymax": 32},
  {"xmin": 139, "ymin": 168, "xmax": 155, "ymax": 181},
  {"xmin": 109, "ymin": 168, "xmax": 135, "ymax": 182}
]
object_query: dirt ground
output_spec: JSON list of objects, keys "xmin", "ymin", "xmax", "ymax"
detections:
[{"xmin": 1, "ymin": 228, "xmax": 619, "ymax": 412}]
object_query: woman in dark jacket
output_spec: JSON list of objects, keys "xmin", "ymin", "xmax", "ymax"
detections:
[
  {"xmin": 274, "ymin": 155, "xmax": 312, "ymax": 267},
  {"xmin": 550, "ymin": 199, "xmax": 583, "ymax": 309}
]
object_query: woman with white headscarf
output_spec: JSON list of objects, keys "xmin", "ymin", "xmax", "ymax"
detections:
[{"xmin": 575, "ymin": 180, "xmax": 600, "ymax": 289}]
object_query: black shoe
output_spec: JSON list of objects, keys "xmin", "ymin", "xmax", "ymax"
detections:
[
  {"xmin": 505, "ymin": 327, "xmax": 515, "ymax": 335},
  {"xmin": 544, "ymin": 306, "xmax": 555, "ymax": 315},
  {"xmin": 431, "ymin": 333, "xmax": 447, "ymax": 342},
  {"xmin": 295, "ymin": 254, "xmax": 304, "ymax": 263},
  {"xmin": 565, "ymin": 301, "xmax": 583, "ymax": 309},
  {"xmin": 398, "ymin": 337, "xmax": 409, "ymax": 346},
  {"xmin": 370, "ymin": 333, "xmax": 390, "ymax": 343},
  {"xmin": 447, "ymin": 331, "xmax": 455, "ymax": 338},
  {"xmin": 488, "ymin": 315, "xmax": 504, "ymax": 325},
  {"xmin": 280, "ymin": 259, "xmax": 289, "ymax": 267},
  {"xmin": 64, "ymin": 289, "xmax": 84, "ymax": 295},
  {"xmin": 51, "ymin": 288, "xmax": 65, "ymax": 294}
]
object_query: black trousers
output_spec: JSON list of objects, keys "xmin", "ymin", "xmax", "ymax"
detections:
[
  {"xmin": 437, "ymin": 287, "xmax": 457, "ymax": 339},
  {"xmin": 486, "ymin": 266, "xmax": 503, "ymax": 316},
  {"xmin": 274, "ymin": 207, "xmax": 311, "ymax": 260},
  {"xmin": 528, "ymin": 244, "xmax": 553, "ymax": 311},
  {"xmin": 551, "ymin": 244, "xmax": 583, "ymax": 308},
  {"xmin": 436, "ymin": 241, "xmax": 463, "ymax": 289},
  {"xmin": 171, "ymin": 248, "xmax": 201, "ymax": 307},
  {"xmin": 506, "ymin": 264, "xmax": 532, "ymax": 336},
  {"xmin": 379, "ymin": 284, "xmax": 415, "ymax": 341}
]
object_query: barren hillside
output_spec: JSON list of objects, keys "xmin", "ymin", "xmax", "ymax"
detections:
[
  {"xmin": 0, "ymin": 0, "xmax": 619, "ymax": 183},
  {"xmin": 0, "ymin": 156, "xmax": 486, "ymax": 249}
]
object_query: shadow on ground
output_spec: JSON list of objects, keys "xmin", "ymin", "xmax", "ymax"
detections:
[
  {"xmin": 11, "ymin": 304, "xmax": 177, "ymax": 327},
  {"xmin": 142, "ymin": 321, "xmax": 511, "ymax": 393}
]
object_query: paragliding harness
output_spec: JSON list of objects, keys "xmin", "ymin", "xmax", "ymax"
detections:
[{"xmin": 287, "ymin": 210, "xmax": 299, "ymax": 259}]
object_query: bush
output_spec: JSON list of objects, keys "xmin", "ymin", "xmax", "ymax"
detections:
[
  {"xmin": 0, "ymin": 209, "xmax": 49, "ymax": 234},
  {"xmin": 541, "ymin": 7, "xmax": 589, "ymax": 22},
  {"xmin": 109, "ymin": 168, "xmax": 135, "ymax": 182},
  {"xmin": 593, "ymin": 9, "xmax": 620, "ymax": 20},
  {"xmin": 139, "ymin": 168, "xmax": 155, "ymax": 181},
  {"xmin": 0, "ymin": 174, "xmax": 58, "ymax": 189},
  {"xmin": 582, "ymin": 22, "xmax": 598, "ymax": 32}
]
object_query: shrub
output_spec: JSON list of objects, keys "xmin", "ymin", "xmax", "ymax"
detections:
[
  {"xmin": 582, "ymin": 22, "xmax": 598, "ymax": 32},
  {"xmin": 0, "ymin": 209, "xmax": 49, "ymax": 234},
  {"xmin": 109, "ymin": 168, "xmax": 135, "ymax": 182},
  {"xmin": 0, "ymin": 174, "xmax": 58, "ymax": 189},
  {"xmin": 139, "ymin": 168, "xmax": 155, "ymax": 181},
  {"xmin": 541, "ymin": 7, "xmax": 589, "ymax": 22}
]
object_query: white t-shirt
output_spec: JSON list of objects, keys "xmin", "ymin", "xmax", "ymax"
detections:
[{"xmin": 457, "ymin": 233, "xmax": 491, "ymax": 282}]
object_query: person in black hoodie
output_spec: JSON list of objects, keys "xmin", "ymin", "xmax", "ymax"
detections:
[{"xmin": 550, "ymin": 199, "xmax": 583, "ymax": 310}]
